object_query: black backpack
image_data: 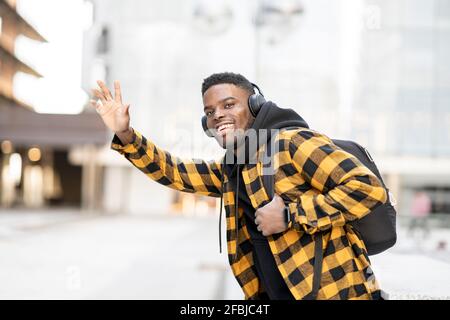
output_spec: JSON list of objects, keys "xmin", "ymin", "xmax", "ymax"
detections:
[
  {"xmin": 263, "ymin": 136, "xmax": 397, "ymax": 256},
  {"xmin": 332, "ymin": 139, "xmax": 397, "ymax": 255},
  {"xmin": 263, "ymin": 135, "xmax": 397, "ymax": 299}
]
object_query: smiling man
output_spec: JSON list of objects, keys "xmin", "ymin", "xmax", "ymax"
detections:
[
  {"xmin": 203, "ymin": 81, "xmax": 254, "ymax": 149},
  {"xmin": 92, "ymin": 72, "xmax": 387, "ymax": 300}
]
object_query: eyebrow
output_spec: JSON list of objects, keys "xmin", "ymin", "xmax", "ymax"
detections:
[{"xmin": 204, "ymin": 96, "xmax": 237, "ymax": 111}]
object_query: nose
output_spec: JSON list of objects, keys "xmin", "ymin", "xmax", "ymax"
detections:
[
  {"xmin": 213, "ymin": 107, "xmax": 225, "ymax": 122},
  {"xmin": 206, "ymin": 107, "xmax": 224, "ymax": 131}
]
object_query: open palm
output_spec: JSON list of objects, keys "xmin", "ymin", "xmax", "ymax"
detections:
[{"xmin": 91, "ymin": 80, "xmax": 130, "ymax": 134}]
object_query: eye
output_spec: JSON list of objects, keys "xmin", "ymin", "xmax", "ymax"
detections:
[
  {"xmin": 205, "ymin": 110, "xmax": 213, "ymax": 117},
  {"xmin": 225, "ymin": 103, "xmax": 234, "ymax": 109}
]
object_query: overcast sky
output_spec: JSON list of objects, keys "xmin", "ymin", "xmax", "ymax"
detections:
[{"xmin": 13, "ymin": 0, "xmax": 92, "ymax": 114}]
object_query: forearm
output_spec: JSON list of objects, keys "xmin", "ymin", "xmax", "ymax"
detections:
[
  {"xmin": 288, "ymin": 175, "xmax": 387, "ymax": 234},
  {"xmin": 286, "ymin": 128, "xmax": 387, "ymax": 234},
  {"xmin": 111, "ymin": 129, "xmax": 223, "ymax": 197}
]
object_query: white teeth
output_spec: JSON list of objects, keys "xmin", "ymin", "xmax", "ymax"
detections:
[{"xmin": 218, "ymin": 124, "xmax": 233, "ymax": 132}]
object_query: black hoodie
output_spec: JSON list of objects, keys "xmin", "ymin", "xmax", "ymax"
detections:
[{"xmin": 220, "ymin": 101, "xmax": 309, "ymax": 299}]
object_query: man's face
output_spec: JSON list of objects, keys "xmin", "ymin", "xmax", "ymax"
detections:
[{"xmin": 203, "ymin": 83, "xmax": 254, "ymax": 149}]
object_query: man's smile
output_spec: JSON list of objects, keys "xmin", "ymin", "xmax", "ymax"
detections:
[{"xmin": 216, "ymin": 122, "xmax": 235, "ymax": 136}]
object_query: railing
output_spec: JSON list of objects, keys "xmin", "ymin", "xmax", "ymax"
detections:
[{"xmin": 397, "ymin": 213, "xmax": 450, "ymax": 229}]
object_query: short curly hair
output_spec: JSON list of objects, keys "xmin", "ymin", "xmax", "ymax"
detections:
[{"xmin": 201, "ymin": 72, "xmax": 255, "ymax": 96}]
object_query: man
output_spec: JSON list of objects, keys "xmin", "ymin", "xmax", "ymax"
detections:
[{"xmin": 91, "ymin": 72, "xmax": 387, "ymax": 300}]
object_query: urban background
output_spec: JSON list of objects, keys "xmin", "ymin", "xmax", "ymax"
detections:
[{"xmin": 0, "ymin": 0, "xmax": 449, "ymax": 299}]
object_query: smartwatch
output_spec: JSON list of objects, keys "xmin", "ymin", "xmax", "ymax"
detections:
[{"xmin": 283, "ymin": 206, "xmax": 292, "ymax": 228}]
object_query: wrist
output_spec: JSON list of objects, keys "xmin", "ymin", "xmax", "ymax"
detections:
[
  {"xmin": 116, "ymin": 127, "xmax": 134, "ymax": 145},
  {"xmin": 117, "ymin": 127, "xmax": 132, "ymax": 135}
]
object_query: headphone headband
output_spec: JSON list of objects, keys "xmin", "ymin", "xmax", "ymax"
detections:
[{"xmin": 250, "ymin": 82, "xmax": 264, "ymax": 97}]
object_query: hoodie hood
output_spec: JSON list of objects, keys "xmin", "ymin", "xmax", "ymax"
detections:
[
  {"xmin": 250, "ymin": 100, "xmax": 309, "ymax": 133},
  {"xmin": 218, "ymin": 101, "xmax": 309, "ymax": 257},
  {"xmin": 224, "ymin": 101, "xmax": 309, "ymax": 165}
]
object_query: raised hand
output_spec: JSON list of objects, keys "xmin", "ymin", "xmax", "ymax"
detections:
[{"xmin": 91, "ymin": 80, "xmax": 130, "ymax": 134}]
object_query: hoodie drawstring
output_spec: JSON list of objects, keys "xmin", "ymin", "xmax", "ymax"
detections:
[
  {"xmin": 219, "ymin": 162, "xmax": 224, "ymax": 254},
  {"xmin": 234, "ymin": 165, "xmax": 240, "ymax": 261}
]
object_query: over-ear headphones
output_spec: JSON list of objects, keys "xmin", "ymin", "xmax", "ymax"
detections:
[{"xmin": 201, "ymin": 83, "xmax": 266, "ymax": 137}]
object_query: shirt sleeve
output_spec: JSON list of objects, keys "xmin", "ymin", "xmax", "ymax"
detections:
[
  {"xmin": 111, "ymin": 128, "xmax": 223, "ymax": 197},
  {"xmin": 286, "ymin": 129, "xmax": 387, "ymax": 234}
]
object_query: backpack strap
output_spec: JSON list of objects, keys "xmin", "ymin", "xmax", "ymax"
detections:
[
  {"xmin": 312, "ymin": 233, "xmax": 323, "ymax": 299},
  {"xmin": 262, "ymin": 134, "xmax": 275, "ymax": 199}
]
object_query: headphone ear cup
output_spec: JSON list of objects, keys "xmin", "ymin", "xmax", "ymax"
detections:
[
  {"xmin": 248, "ymin": 94, "xmax": 266, "ymax": 117},
  {"xmin": 202, "ymin": 116, "xmax": 214, "ymax": 137}
]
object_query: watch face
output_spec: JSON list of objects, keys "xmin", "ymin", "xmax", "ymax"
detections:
[{"xmin": 284, "ymin": 207, "xmax": 290, "ymax": 224}]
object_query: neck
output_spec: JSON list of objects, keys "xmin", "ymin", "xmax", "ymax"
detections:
[{"xmin": 226, "ymin": 135, "xmax": 260, "ymax": 165}]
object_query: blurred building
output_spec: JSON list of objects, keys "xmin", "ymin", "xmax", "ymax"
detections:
[
  {"xmin": 81, "ymin": 0, "xmax": 450, "ymax": 218},
  {"xmin": 353, "ymin": 0, "xmax": 450, "ymax": 219},
  {"xmin": 81, "ymin": 0, "xmax": 242, "ymax": 215},
  {"xmin": 0, "ymin": 0, "xmax": 109, "ymax": 210},
  {"xmin": 0, "ymin": 0, "xmax": 43, "ymax": 110}
]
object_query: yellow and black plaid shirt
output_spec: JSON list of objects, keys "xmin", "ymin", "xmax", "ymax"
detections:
[{"xmin": 112, "ymin": 127, "xmax": 387, "ymax": 300}]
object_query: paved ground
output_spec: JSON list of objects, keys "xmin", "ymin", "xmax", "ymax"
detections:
[{"xmin": 0, "ymin": 209, "xmax": 449, "ymax": 300}]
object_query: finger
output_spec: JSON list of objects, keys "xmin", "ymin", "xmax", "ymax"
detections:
[
  {"xmin": 97, "ymin": 80, "xmax": 113, "ymax": 100},
  {"xmin": 97, "ymin": 80, "xmax": 112, "ymax": 99},
  {"xmin": 90, "ymin": 99, "xmax": 103, "ymax": 111},
  {"xmin": 92, "ymin": 89, "xmax": 107, "ymax": 105},
  {"xmin": 89, "ymin": 99, "xmax": 98, "ymax": 108},
  {"xmin": 91, "ymin": 88, "xmax": 103, "ymax": 99},
  {"xmin": 114, "ymin": 80, "xmax": 122, "ymax": 103}
]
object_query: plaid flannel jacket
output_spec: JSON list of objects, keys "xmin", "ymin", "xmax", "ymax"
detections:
[{"xmin": 112, "ymin": 127, "xmax": 387, "ymax": 300}]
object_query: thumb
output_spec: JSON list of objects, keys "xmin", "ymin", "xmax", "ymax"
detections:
[
  {"xmin": 123, "ymin": 104, "xmax": 130, "ymax": 115},
  {"xmin": 271, "ymin": 193, "xmax": 284, "ymax": 206},
  {"xmin": 271, "ymin": 193, "xmax": 281, "ymax": 202}
]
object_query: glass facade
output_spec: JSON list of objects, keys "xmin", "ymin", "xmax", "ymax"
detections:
[{"xmin": 354, "ymin": 0, "xmax": 450, "ymax": 157}]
